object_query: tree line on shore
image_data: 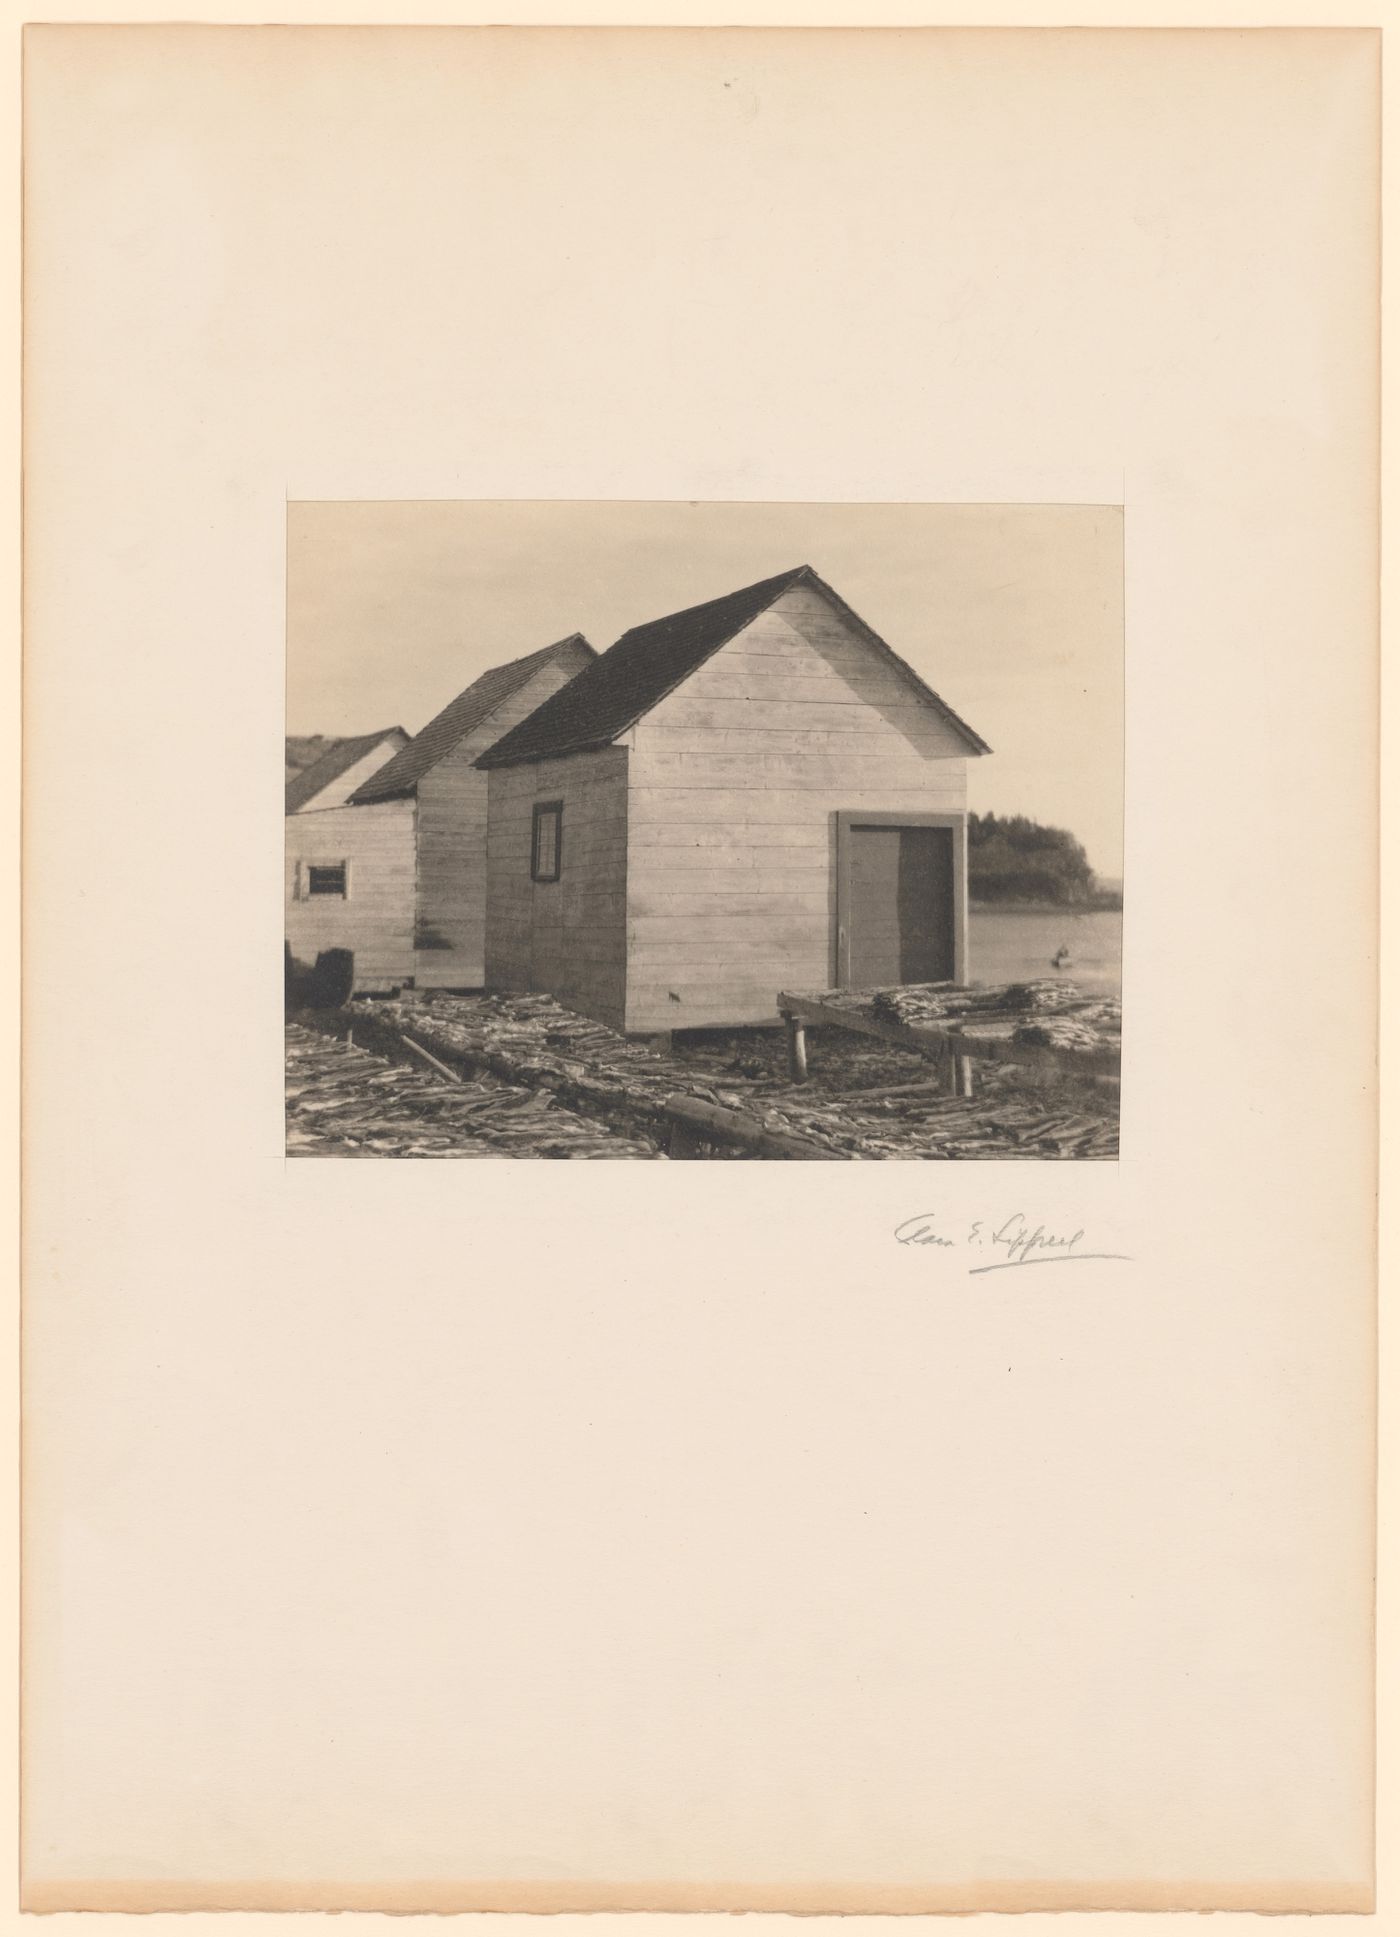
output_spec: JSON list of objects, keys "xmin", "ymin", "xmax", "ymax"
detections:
[{"xmin": 968, "ymin": 813, "xmax": 1121, "ymax": 908}]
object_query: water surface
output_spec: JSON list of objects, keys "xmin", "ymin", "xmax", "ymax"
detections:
[{"xmin": 969, "ymin": 906, "xmax": 1122, "ymax": 996}]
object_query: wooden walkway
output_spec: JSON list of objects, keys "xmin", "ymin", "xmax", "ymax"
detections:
[{"xmin": 777, "ymin": 982, "xmax": 1122, "ymax": 1090}]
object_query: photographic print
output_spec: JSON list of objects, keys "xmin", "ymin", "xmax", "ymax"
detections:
[
  {"xmin": 286, "ymin": 500, "xmax": 1123, "ymax": 1158},
  {"xmin": 26, "ymin": 19, "xmax": 1376, "ymax": 1916}
]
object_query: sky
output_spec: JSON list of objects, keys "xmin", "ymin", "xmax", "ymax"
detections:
[{"xmin": 288, "ymin": 501, "xmax": 1123, "ymax": 876}]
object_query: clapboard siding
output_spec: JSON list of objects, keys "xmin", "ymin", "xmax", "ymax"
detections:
[
  {"xmin": 675, "ymin": 665, "xmax": 916, "ymax": 701},
  {"xmin": 484, "ymin": 748, "xmax": 630, "ymax": 1029},
  {"xmin": 414, "ymin": 644, "xmax": 594, "ymax": 987},
  {"xmin": 413, "ymin": 746, "xmax": 489, "ymax": 984},
  {"xmin": 630, "ymin": 889, "xmax": 830, "ymax": 918},
  {"xmin": 650, "ymin": 693, "xmax": 952, "ymax": 728},
  {"xmin": 624, "ymin": 583, "xmax": 970, "ymax": 1030},
  {"xmin": 285, "ymin": 799, "xmax": 417, "ymax": 989},
  {"xmin": 628, "ymin": 822, "xmax": 831, "ymax": 850},
  {"xmin": 476, "ymin": 578, "xmax": 979, "ymax": 1033},
  {"xmin": 627, "ymin": 844, "xmax": 831, "ymax": 872},
  {"xmin": 630, "ymin": 784, "xmax": 964, "ymax": 824},
  {"xmin": 636, "ymin": 725, "xmax": 943, "ymax": 754},
  {"xmin": 631, "ymin": 752, "xmax": 962, "ymax": 789}
]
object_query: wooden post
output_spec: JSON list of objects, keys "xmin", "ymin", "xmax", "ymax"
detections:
[
  {"xmin": 957, "ymin": 1053, "xmax": 974, "ymax": 1098},
  {"xmin": 785, "ymin": 1013, "xmax": 809, "ymax": 1084}
]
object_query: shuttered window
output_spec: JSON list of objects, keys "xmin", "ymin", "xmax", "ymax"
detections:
[
  {"xmin": 531, "ymin": 802, "xmax": 563, "ymax": 883},
  {"xmin": 307, "ymin": 863, "xmax": 348, "ymax": 897}
]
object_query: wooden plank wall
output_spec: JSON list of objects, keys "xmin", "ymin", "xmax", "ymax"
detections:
[
  {"xmin": 484, "ymin": 747, "xmax": 630, "ymax": 1030},
  {"xmin": 625, "ymin": 582, "xmax": 970, "ymax": 1031},
  {"xmin": 285, "ymin": 799, "xmax": 417, "ymax": 989},
  {"xmin": 414, "ymin": 643, "xmax": 594, "ymax": 987}
]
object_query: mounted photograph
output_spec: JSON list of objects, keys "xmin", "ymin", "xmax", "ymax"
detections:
[{"xmin": 286, "ymin": 500, "xmax": 1123, "ymax": 1158}]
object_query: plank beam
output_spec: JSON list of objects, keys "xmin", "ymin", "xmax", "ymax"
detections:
[
  {"xmin": 777, "ymin": 992, "xmax": 1120, "ymax": 1080},
  {"xmin": 401, "ymin": 1033, "xmax": 463, "ymax": 1083},
  {"xmin": 660, "ymin": 1093, "xmax": 838, "ymax": 1161}
]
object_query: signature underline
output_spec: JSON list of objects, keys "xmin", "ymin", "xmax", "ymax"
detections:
[{"xmin": 967, "ymin": 1252, "xmax": 1133, "ymax": 1276}]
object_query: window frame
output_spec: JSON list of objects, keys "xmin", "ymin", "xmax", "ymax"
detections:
[
  {"xmin": 530, "ymin": 801, "xmax": 564, "ymax": 884},
  {"xmin": 304, "ymin": 860, "xmax": 351, "ymax": 900}
]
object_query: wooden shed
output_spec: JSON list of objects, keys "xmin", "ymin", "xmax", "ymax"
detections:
[
  {"xmin": 285, "ymin": 726, "xmax": 409, "ymax": 814},
  {"xmin": 286, "ymin": 633, "xmax": 595, "ymax": 992},
  {"xmin": 476, "ymin": 566, "xmax": 990, "ymax": 1034}
]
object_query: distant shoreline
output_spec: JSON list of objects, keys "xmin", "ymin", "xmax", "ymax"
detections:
[{"xmin": 970, "ymin": 898, "xmax": 1123, "ymax": 916}]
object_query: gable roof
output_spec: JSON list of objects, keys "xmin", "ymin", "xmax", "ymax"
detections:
[
  {"xmin": 475, "ymin": 565, "xmax": 991, "ymax": 769},
  {"xmin": 285, "ymin": 727, "xmax": 407, "ymax": 813},
  {"xmin": 350, "ymin": 634, "xmax": 596, "ymax": 804}
]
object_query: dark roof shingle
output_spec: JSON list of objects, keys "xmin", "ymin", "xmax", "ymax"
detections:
[
  {"xmin": 350, "ymin": 634, "xmax": 595, "ymax": 804},
  {"xmin": 285, "ymin": 727, "xmax": 406, "ymax": 813},
  {"xmin": 475, "ymin": 565, "xmax": 990, "ymax": 769}
]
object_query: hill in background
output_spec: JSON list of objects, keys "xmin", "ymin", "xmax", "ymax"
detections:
[{"xmin": 285, "ymin": 735, "xmax": 344, "ymax": 784}]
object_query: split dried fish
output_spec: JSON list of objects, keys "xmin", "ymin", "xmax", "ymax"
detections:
[{"xmin": 288, "ymin": 981, "xmax": 1120, "ymax": 1162}]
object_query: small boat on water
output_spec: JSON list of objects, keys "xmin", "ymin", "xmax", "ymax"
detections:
[{"xmin": 1051, "ymin": 945, "xmax": 1073, "ymax": 970}]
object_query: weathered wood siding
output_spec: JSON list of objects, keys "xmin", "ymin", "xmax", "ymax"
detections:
[
  {"xmin": 415, "ymin": 643, "xmax": 594, "ymax": 988},
  {"xmin": 285, "ymin": 799, "xmax": 417, "ymax": 990},
  {"xmin": 484, "ymin": 749, "xmax": 630, "ymax": 1030},
  {"xmin": 295, "ymin": 731, "xmax": 408, "ymax": 811},
  {"xmin": 625, "ymin": 582, "xmax": 970, "ymax": 1030}
]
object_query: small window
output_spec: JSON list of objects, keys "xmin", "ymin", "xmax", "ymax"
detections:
[
  {"xmin": 531, "ymin": 802, "xmax": 563, "ymax": 883},
  {"xmin": 307, "ymin": 862, "xmax": 348, "ymax": 897}
]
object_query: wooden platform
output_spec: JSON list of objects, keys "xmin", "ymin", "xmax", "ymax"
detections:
[{"xmin": 777, "ymin": 982, "xmax": 1122, "ymax": 1089}]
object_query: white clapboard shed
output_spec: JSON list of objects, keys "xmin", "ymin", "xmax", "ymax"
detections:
[
  {"xmin": 285, "ymin": 726, "xmax": 410, "ymax": 813},
  {"xmin": 286, "ymin": 634, "xmax": 595, "ymax": 991},
  {"xmin": 476, "ymin": 566, "xmax": 990, "ymax": 1034}
]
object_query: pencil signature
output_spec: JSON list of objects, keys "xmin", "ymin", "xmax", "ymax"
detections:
[{"xmin": 892, "ymin": 1212, "xmax": 1131, "ymax": 1273}]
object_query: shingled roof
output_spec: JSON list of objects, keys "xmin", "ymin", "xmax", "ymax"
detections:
[
  {"xmin": 286, "ymin": 734, "xmax": 343, "ymax": 782},
  {"xmin": 285, "ymin": 727, "xmax": 407, "ymax": 813},
  {"xmin": 350, "ymin": 634, "xmax": 596, "ymax": 804},
  {"xmin": 475, "ymin": 565, "xmax": 991, "ymax": 769}
]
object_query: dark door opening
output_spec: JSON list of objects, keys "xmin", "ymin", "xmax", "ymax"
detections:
[{"xmin": 847, "ymin": 823, "xmax": 955, "ymax": 987}]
